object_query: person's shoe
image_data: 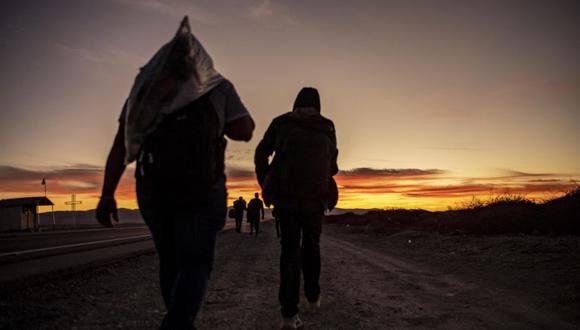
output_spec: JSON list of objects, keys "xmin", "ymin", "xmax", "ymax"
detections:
[
  {"xmin": 309, "ymin": 296, "xmax": 321, "ymax": 311},
  {"xmin": 280, "ymin": 314, "xmax": 304, "ymax": 330}
]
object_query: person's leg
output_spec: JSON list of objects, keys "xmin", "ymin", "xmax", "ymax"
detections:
[
  {"xmin": 255, "ymin": 219, "xmax": 260, "ymax": 236},
  {"xmin": 162, "ymin": 216, "xmax": 218, "ymax": 329},
  {"xmin": 235, "ymin": 216, "xmax": 242, "ymax": 232},
  {"xmin": 301, "ymin": 211, "xmax": 323, "ymax": 303},
  {"xmin": 161, "ymin": 180, "xmax": 227, "ymax": 329},
  {"xmin": 249, "ymin": 217, "xmax": 254, "ymax": 234},
  {"xmin": 137, "ymin": 181, "xmax": 177, "ymax": 308},
  {"xmin": 154, "ymin": 219, "xmax": 178, "ymax": 308},
  {"xmin": 278, "ymin": 207, "xmax": 302, "ymax": 318}
]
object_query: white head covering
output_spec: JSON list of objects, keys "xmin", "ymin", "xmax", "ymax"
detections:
[{"xmin": 123, "ymin": 16, "xmax": 224, "ymax": 164}]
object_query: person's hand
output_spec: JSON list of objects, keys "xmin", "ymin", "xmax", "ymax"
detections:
[{"xmin": 96, "ymin": 196, "xmax": 119, "ymax": 227}]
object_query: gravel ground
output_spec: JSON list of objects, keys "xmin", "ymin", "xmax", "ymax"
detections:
[
  {"xmin": 2, "ymin": 220, "xmax": 579, "ymax": 329},
  {"xmin": 323, "ymin": 224, "xmax": 580, "ymax": 326}
]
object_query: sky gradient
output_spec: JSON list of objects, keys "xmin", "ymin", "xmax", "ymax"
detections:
[{"xmin": 1, "ymin": 0, "xmax": 579, "ymax": 211}]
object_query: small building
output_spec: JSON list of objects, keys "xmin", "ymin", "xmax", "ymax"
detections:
[{"xmin": 0, "ymin": 197, "xmax": 54, "ymax": 232}]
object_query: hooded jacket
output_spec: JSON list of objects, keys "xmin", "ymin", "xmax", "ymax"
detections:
[
  {"xmin": 254, "ymin": 87, "xmax": 338, "ymax": 208},
  {"xmin": 123, "ymin": 17, "xmax": 224, "ymax": 164}
]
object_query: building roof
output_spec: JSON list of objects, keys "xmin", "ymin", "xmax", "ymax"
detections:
[{"xmin": 0, "ymin": 197, "xmax": 54, "ymax": 208}]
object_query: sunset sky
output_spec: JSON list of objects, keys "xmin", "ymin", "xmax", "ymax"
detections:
[{"xmin": 1, "ymin": 0, "xmax": 579, "ymax": 212}]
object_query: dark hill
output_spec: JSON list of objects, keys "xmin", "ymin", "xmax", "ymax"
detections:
[{"xmin": 325, "ymin": 190, "xmax": 580, "ymax": 236}]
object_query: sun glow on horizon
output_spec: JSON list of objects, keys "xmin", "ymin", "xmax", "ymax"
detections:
[
  {"xmin": 31, "ymin": 186, "xmax": 574, "ymax": 214},
  {"xmin": 6, "ymin": 165, "xmax": 574, "ymax": 213}
]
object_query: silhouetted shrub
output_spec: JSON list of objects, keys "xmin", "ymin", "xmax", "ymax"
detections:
[{"xmin": 325, "ymin": 190, "xmax": 580, "ymax": 236}]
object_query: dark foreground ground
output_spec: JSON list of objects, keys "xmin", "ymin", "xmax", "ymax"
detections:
[{"xmin": 1, "ymin": 217, "xmax": 579, "ymax": 329}]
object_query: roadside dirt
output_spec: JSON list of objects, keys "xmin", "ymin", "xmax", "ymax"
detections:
[{"xmin": 1, "ymin": 220, "xmax": 578, "ymax": 329}]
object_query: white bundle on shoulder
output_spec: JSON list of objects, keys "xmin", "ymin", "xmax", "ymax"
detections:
[{"xmin": 123, "ymin": 16, "xmax": 224, "ymax": 164}]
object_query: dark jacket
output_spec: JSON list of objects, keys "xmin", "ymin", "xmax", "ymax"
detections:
[
  {"xmin": 247, "ymin": 198, "xmax": 264, "ymax": 220},
  {"xmin": 254, "ymin": 112, "xmax": 338, "ymax": 204},
  {"xmin": 233, "ymin": 199, "xmax": 246, "ymax": 217}
]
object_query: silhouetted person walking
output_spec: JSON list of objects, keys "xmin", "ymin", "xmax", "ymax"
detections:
[
  {"xmin": 247, "ymin": 192, "xmax": 265, "ymax": 236},
  {"xmin": 96, "ymin": 17, "xmax": 254, "ymax": 330},
  {"xmin": 233, "ymin": 196, "xmax": 247, "ymax": 233},
  {"xmin": 255, "ymin": 87, "xmax": 338, "ymax": 329}
]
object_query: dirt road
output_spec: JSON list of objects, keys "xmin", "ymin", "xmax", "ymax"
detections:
[{"xmin": 1, "ymin": 221, "xmax": 578, "ymax": 329}]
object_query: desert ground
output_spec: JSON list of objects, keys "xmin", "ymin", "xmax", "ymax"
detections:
[{"xmin": 1, "ymin": 207, "xmax": 579, "ymax": 330}]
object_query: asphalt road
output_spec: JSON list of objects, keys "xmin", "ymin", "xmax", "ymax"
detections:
[
  {"xmin": 0, "ymin": 226, "xmax": 154, "ymax": 287},
  {"xmin": 0, "ymin": 226, "xmax": 151, "ymax": 254},
  {"xmin": 0, "ymin": 221, "xmax": 239, "ymax": 288}
]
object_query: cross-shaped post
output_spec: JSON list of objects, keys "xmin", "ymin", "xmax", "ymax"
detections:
[{"xmin": 65, "ymin": 193, "xmax": 82, "ymax": 228}]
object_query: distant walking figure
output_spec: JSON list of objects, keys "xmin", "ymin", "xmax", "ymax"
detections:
[
  {"xmin": 247, "ymin": 192, "xmax": 265, "ymax": 235},
  {"xmin": 233, "ymin": 196, "xmax": 247, "ymax": 233},
  {"xmin": 96, "ymin": 17, "xmax": 254, "ymax": 330},
  {"xmin": 255, "ymin": 87, "xmax": 339, "ymax": 329}
]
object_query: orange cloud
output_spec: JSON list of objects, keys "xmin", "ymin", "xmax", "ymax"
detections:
[
  {"xmin": 0, "ymin": 164, "xmax": 136, "ymax": 211},
  {"xmin": 1, "ymin": 164, "xmax": 577, "ymax": 212},
  {"xmin": 334, "ymin": 167, "xmax": 577, "ymax": 209},
  {"xmin": 0, "ymin": 164, "xmax": 261, "ymax": 211}
]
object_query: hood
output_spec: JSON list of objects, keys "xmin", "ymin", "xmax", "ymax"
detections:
[
  {"xmin": 292, "ymin": 87, "xmax": 320, "ymax": 113},
  {"xmin": 123, "ymin": 16, "xmax": 224, "ymax": 164}
]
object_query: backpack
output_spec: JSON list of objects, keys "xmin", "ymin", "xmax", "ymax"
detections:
[
  {"xmin": 136, "ymin": 93, "xmax": 226, "ymax": 204},
  {"xmin": 247, "ymin": 199, "xmax": 262, "ymax": 218},
  {"xmin": 233, "ymin": 199, "xmax": 246, "ymax": 210},
  {"xmin": 273, "ymin": 115, "xmax": 335, "ymax": 200}
]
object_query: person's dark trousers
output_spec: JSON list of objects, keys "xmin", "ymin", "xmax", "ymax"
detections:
[
  {"xmin": 235, "ymin": 216, "xmax": 243, "ymax": 233},
  {"xmin": 248, "ymin": 216, "xmax": 260, "ymax": 235},
  {"xmin": 277, "ymin": 203, "xmax": 323, "ymax": 318},
  {"xmin": 254, "ymin": 218, "xmax": 260, "ymax": 235},
  {"xmin": 137, "ymin": 176, "xmax": 227, "ymax": 330}
]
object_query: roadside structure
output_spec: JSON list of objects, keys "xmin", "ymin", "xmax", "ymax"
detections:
[{"xmin": 0, "ymin": 197, "xmax": 53, "ymax": 232}]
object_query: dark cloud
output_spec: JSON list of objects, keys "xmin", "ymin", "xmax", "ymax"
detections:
[
  {"xmin": 401, "ymin": 182, "xmax": 575, "ymax": 199},
  {"xmin": 0, "ymin": 164, "xmax": 133, "ymax": 196},
  {"xmin": 0, "ymin": 163, "xmax": 260, "ymax": 201},
  {"xmin": 0, "ymin": 164, "xmax": 104, "ymax": 180},
  {"xmin": 225, "ymin": 166, "xmax": 255, "ymax": 179},
  {"xmin": 338, "ymin": 168, "xmax": 444, "ymax": 177},
  {"xmin": 335, "ymin": 167, "xmax": 578, "ymax": 201},
  {"xmin": 402, "ymin": 184, "xmax": 495, "ymax": 198},
  {"xmin": 0, "ymin": 164, "xmax": 102, "ymax": 181},
  {"xmin": 0, "ymin": 165, "xmax": 36, "ymax": 180},
  {"xmin": 2, "ymin": 164, "xmax": 577, "ymax": 209},
  {"xmin": 503, "ymin": 170, "xmax": 556, "ymax": 178},
  {"xmin": 529, "ymin": 179, "xmax": 562, "ymax": 183}
]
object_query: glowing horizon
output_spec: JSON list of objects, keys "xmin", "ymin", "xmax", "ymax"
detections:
[
  {"xmin": 1, "ymin": 1, "xmax": 579, "ymax": 213},
  {"xmin": 1, "ymin": 164, "xmax": 576, "ymax": 213}
]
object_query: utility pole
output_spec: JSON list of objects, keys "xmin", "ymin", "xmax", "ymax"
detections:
[
  {"xmin": 39, "ymin": 178, "xmax": 46, "ymax": 231},
  {"xmin": 65, "ymin": 194, "xmax": 82, "ymax": 228},
  {"xmin": 42, "ymin": 177, "xmax": 56, "ymax": 228}
]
